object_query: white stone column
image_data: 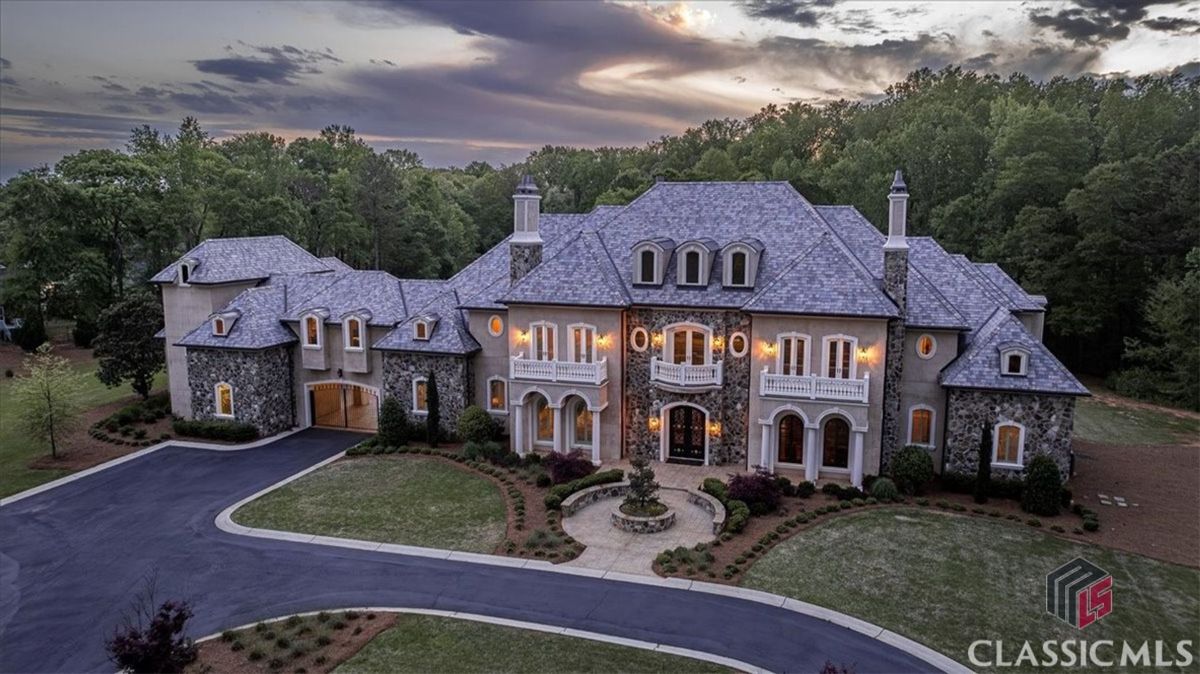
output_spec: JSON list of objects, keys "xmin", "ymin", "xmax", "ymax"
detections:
[
  {"xmin": 759, "ymin": 423, "xmax": 772, "ymax": 472},
  {"xmin": 804, "ymin": 426, "xmax": 820, "ymax": 482},
  {"xmin": 851, "ymin": 430, "xmax": 865, "ymax": 488},
  {"xmin": 513, "ymin": 403, "xmax": 526, "ymax": 456},
  {"xmin": 591, "ymin": 409, "xmax": 601, "ymax": 465},
  {"xmin": 552, "ymin": 405, "xmax": 563, "ymax": 454}
]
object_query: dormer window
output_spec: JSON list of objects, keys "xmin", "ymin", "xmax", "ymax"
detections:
[
  {"xmin": 632, "ymin": 241, "xmax": 669, "ymax": 285},
  {"xmin": 729, "ymin": 251, "xmax": 747, "ymax": 286},
  {"xmin": 303, "ymin": 315, "xmax": 321, "ymax": 349},
  {"xmin": 721, "ymin": 241, "xmax": 761, "ymax": 288},
  {"xmin": 639, "ymin": 249, "xmax": 656, "ymax": 284},
  {"xmin": 179, "ymin": 263, "xmax": 191, "ymax": 285},
  {"xmin": 212, "ymin": 317, "xmax": 227, "ymax": 336},
  {"xmin": 676, "ymin": 242, "xmax": 713, "ymax": 287},
  {"xmin": 683, "ymin": 250, "xmax": 701, "ymax": 284},
  {"xmin": 1000, "ymin": 347, "xmax": 1029, "ymax": 376},
  {"xmin": 344, "ymin": 317, "xmax": 363, "ymax": 351}
]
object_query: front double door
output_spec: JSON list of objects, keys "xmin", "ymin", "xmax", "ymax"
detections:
[{"xmin": 667, "ymin": 405, "xmax": 705, "ymax": 464}]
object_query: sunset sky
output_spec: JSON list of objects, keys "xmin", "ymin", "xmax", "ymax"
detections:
[{"xmin": 1, "ymin": 0, "xmax": 1197, "ymax": 179}]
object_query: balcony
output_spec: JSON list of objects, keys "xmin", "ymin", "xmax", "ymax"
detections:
[
  {"xmin": 650, "ymin": 357, "xmax": 723, "ymax": 389},
  {"xmin": 510, "ymin": 355, "xmax": 608, "ymax": 385},
  {"xmin": 759, "ymin": 368, "xmax": 870, "ymax": 403}
]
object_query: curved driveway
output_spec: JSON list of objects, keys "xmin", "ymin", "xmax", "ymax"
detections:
[{"xmin": 0, "ymin": 429, "xmax": 932, "ymax": 673}]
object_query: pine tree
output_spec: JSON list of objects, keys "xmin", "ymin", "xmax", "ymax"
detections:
[
  {"xmin": 623, "ymin": 456, "xmax": 660, "ymax": 511},
  {"xmin": 425, "ymin": 371, "xmax": 440, "ymax": 448}
]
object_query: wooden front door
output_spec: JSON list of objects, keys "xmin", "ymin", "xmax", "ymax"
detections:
[{"xmin": 667, "ymin": 405, "xmax": 706, "ymax": 464}]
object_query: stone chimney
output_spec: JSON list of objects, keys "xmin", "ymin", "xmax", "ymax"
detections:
[
  {"xmin": 510, "ymin": 174, "xmax": 543, "ymax": 284},
  {"xmin": 880, "ymin": 170, "xmax": 908, "ymax": 473}
]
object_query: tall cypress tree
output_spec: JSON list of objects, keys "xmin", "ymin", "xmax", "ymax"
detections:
[
  {"xmin": 975, "ymin": 423, "xmax": 992, "ymax": 504},
  {"xmin": 425, "ymin": 371, "xmax": 440, "ymax": 448}
]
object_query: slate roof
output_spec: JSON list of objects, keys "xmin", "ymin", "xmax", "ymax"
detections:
[
  {"xmin": 743, "ymin": 234, "xmax": 899, "ymax": 317},
  {"xmin": 321, "ymin": 256, "xmax": 354, "ymax": 271},
  {"xmin": 176, "ymin": 285, "xmax": 297, "ymax": 350},
  {"xmin": 941, "ymin": 308, "xmax": 1087, "ymax": 395},
  {"xmin": 150, "ymin": 236, "xmax": 332, "ymax": 284},
  {"xmin": 502, "ymin": 231, "xmax": 630, "ymax": 308},
  {"xmin": 281, "ymin": 271, "xmax": 406, "ymax": 326},
  {"xmin": 975, "ymin": 263, "xmax": 1045, "ymax": 312},
  {"xmin": 373, "ymin": 290, "xmax": 481, "ymax": 355}
]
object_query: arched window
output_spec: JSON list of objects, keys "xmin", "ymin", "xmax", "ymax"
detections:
[
  {"xmin": 488, "ymin": 378, "xmax": 507, "ymax": 412},
  {"xmin": 303, "ymin": 315, "xmax": 321, "ymax": 348},
  {"xmin": 212, "ymin": 317, "xmax": 226, "ymax": 336},
  {"xmin": 214, "ymin": 382, "xmax": 234, "ymax": 418},
  {"xmin": 777, "ymin": 414, "xmax": 805, "ymax": 464},
  {"xmin": 571, "ymin": 400, "xmax": 593, "ymax": 448},
  {"xmin": 909, "ymin": 406, "xmax": 934, "ymax": 446},
  {"xmin": 916, "ymin": 334, "xmax": 936, "ymax": 359},
  {"xmin": 413, "ymin": 320, "xmax": 430, "ymax": 341},
  {"xmin": 530, "ymin": 321, "xmax": 556, "ymax": 361},
  {"xmin": 665, "ymin": 323, "xmax": 710, "ymax": 365},
  {"xmin": 639, "ymin": 249, "xmax": 657, "ymax": 284},
  {"xmin": 823, "ymin": 335, "xmax": 857, "ymax": 379},
  {"xmin": 412, "ymin": 377, "xmax": 428, "ymax": 414},
  {"xmin": 777, "ymin": 333, "xmax": 810, "ymax": 376},
  {"xmin": 683, "ymin": 250, "xmax": 701, "ymax": 285},
  {"xmin": 1001, "ymin": 348, "xmax": 1028, "ymax": 376},
  {"xmin": 994, "ymin": 422, "xmax": 1025, "ymax": 467},
  {"xmin": 568, "ymin": 324, "xmax": 596, "ymax": 363},
  {"xmin": 179, "ymin": 263, "xmax": 191, "ymax": 285},
  {"xmin": 729, "ymin": 251, "xmax": 748, "ymax": 287},
  {"xmin": 345, "ymin": 317, "xmax": 363, "ymax": 351},
  {"xmin": 534, "ymin": 395, "xmax": 554, "ymax": 444},
  {"xmin": 822, "ymin": 417, "xmax": 850, "ymax": 468}
]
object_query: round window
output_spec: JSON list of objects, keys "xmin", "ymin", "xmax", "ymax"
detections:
[
  {"xmin": 630, "ymin": 327, "xmax": 649, "ymax": 352},
  {"xmin": 916, "ymin": 334, "xmax": 936, "ymax": 359},
  {"xmin": 729, "ymin": 331, "xmax": 748, "ymax": 357},
  {"xmin": 488, "ymin": 315, "xmax": 504, "ymax": 337}
]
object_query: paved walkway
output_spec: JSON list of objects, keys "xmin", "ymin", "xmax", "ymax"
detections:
[
  {"xmin": 0, "ymin": 429, "xmax": 938, "ymax": 673},
  {"xmin": 562, "ymin": 488, "xmax": 716, "ymax": 574}
]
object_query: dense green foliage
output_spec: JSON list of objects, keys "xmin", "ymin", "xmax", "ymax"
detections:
[
  {"xmin": 975, "ymin": 425, "xmax": 993, "ymax": 504},
  {"xmin": 424, "ymin": 371, "xmax": 440, "ymax": 448},
  {"xmin": 1021, "ymin": 455, "xmax": 1064, "ymax": 517},
  {"xmin": 457, "ymin": 405, "xmax": 496, "ymax": 443},
  {"xmin": 171, "ymin": 418, "xmax": 258, "ymax": 442},
  {"xmin": 891, "ymin": 445, "xmax": 936, "ymax": 495},
  {"xmin": 377, "ymin": 397, "xmax": 408, "ymax": 447},
  {"xmin": 93, "ymin": 293, "xmax": 165, "ymax": 399},
  {"xmin": 543, "ymin": 468, "xmax": 624, "ymax": 510},
  {"xmin": 9, "ymin": 344, "xmax": 86, "ymax": 458},
  {"xmin": 2, "ymin": 68, "xmax": 1195, "ymax": 404}
]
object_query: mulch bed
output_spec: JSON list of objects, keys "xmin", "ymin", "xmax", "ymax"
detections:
[{"xmin": 189, "ymin": 610, "xmax": 397, "ymax": 674}]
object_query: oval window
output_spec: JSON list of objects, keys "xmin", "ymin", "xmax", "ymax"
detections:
[
  {"xmin": 488, "ymin": 315, "xmax": 504, "ymax": 337},
  {"xmin": 916, "ymin": 334, "xmax": 936, "ymax": 359},
  {"xmin": 729, "ymin": 331, "xmax": 748, "ymax": 357},
  {"xmin": 630, "ymin": 327, "xmax": 649, "ymax": 352}
]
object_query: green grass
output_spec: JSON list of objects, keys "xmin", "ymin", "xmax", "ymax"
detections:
[
  {"xmin": 0, "ymin": 359, "xmax": 165, "ymax": 499},
  {"xmin": 1074, "ymin": 395, "xmax": 1199, "ymax": 445},
  {"xmin": 335, "ymin": 614, "xmax": 727, "ymax": 673},
  {"xmin": 743, "ymin": 509, "xmax": 1199, "ymax": 673},
  {"xmin": 233, "ymin": 456, "xmax": 508, "ymax": 553}
]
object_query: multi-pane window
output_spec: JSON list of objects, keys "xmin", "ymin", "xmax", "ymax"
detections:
[
  {"xmin": 667, "ymin": 325, "xmax": 708, "ymax": 365},
  {"xmin": 413, "ymin": 378, "xmax": 428, "ymax": 414},
  {"xmin": 535, "ymin": 396, "xmax": 553, "ymax": 442},
  {"xmin": 531, "ymin": 323, "xmax": 556, "ymax": 361},
  {"xmin": 573, "ymin": 401, "xmax": 593, "ymax": 447},
  {"xmin": 215, "ymin": 383, "xmax": 234, "ymax": 417},
  {"xmin": 826, "ymin": 337, "xmax": 854, "ymax": 379},
  {"xmin": 777, "ymin": 334, "xmax": 808, "ymax": 376},
  {"xmin": 910, "ymin": 408, "xmax": 932, "ymax": 445},
  {"xmin": 995, "ymin": 424, "xmax": 1023, "ymax": 465},
  {"xmin": 304, "ymin": 316, "xmax": 320, "ymax": 347},
  {"xmin": 570, "ymin": 325, "xmax": 596, "ymax": 363},
  {"xmin": 414, "ymin": 321, "xmax": 429, "ymax": 340},
  {"xmin": 488, "ymin": 379, "xmax": 506, "ymax": 411},
  {"xmin": 346, "ymin": 318, "xmax": 362, "ymax": 350}
]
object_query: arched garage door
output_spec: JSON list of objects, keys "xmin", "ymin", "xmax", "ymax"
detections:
[{"xmin": 309, "ymin": 383, "xmax": 378, "ymax": 432}]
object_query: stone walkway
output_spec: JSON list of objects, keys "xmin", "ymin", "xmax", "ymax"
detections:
[{"xmin": 562, "ymin": 487, "xmax": 717, "ymax": 575}]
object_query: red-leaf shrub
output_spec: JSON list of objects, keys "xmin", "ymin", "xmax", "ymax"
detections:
[
  {"xmin": 544, "ymin": 450, "xmax": 596, "ymax": 484},
  {"xmin": 106, "ymin": 600, "xmax": 198, "ymax": 673},
  {"xmin": 727, "ymin": 469, "xmax": 781, "ymax": 515}
]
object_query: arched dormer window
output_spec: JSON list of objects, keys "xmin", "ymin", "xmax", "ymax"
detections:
[
  {"xmin": 179, "ymin": 263, "xmax": 191, "ymax": 285},
  {"xmin": 676, "ymin": 241, "xmax": 713, "ymax": 287},
  {"xmin": 721, "ymin": 242, "xmax": 761, "ymax": 288},
  {"xmin": 303, "ymin": 314, "xmax": 322, "ymax": 349},
  {"xmin": 632, "ymin": 240, "xmax": 670, "ymax": 286},
  {"xmin": 344, "ymin": 316, "xmax": 364, "ymax": 351},
  {"xmin": 1000, "ymin": 346, "xmax": 1029, "ymax": 376},
  {"xmin": 414, "ymin": 320, "xmax": 431, "ymax": 341},
  {"xmin": 212, "ymin": 317, "xmax": 227, "ymax": 336}
]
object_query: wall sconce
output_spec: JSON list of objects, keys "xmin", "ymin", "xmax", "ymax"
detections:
[
  {"xmin": 712, "ymin": 336, "xmax": 725, "ymax": 352},
  {"xmin": 651, "ymin": 332, "xmax": 664, "ymax": 347},
  {"xmin": 857, "ymin": 346, "xmax": 871, "ymax": 363},
  {"xmin": 518, "ymin": 330, "xmax": 530, "ymax": 344},
  {"xmin": 763, "ymin": 342, "xmax": 776, "ymax": 356},
  {"xmin": 708, "ymin": 421, "xmax": 722, "ymax": 437},
  {"xmin": 597, "ymin": 334, "xmax": 611, "ymax": 349},
  {"xmin": 648, "ymin": 416, "xmax": 662, "ymax": 433}
]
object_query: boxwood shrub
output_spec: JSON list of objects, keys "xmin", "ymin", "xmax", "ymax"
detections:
[
  {"xmin": 544, "ymin": 469, "xmax": 625, "ymax": 509},
  {"xmin": 172, "ymin": 419, "xmax": 258, "ymax": 442}
]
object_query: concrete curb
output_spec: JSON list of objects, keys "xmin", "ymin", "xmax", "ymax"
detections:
[
  {"xmin": 0, "ymin": 428, "xmax": 304, "ymax": 508},
  {"xmin": 194, "ymin": 606, "xmax": 769, "ymax": 673},
  {"xmin": 217, "ymin": 453, "xmax": 971, "ymax": 674}
]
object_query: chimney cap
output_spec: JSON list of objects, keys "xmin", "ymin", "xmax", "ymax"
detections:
[
  {"xmin": 890, "ymin": 169, "xmax": 907, "ymax": 195},
  {"xmin": 516, "ymin": 174, "xmax": 539, "ymax": 195}
]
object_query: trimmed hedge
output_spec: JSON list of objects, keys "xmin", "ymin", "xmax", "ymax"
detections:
[
  {"xmin": 725, "ymin": 499, "xmax": 750, "ymax": 533},
  {"xmin": 891, "ymin": 445, "xmax": 934, "ymax": 495},
  {"xmin": 1021, "ymin": 455, "xmax": 1063, "ymax": 517},
  {"xmin": 458, "ymin": 405, "xmax": 496, "ymax": 443},
  {"xmin": 172, "ymin": 419, "xmax": 258, "ymax": 442},
  {"xmin": 544, "ymin": 469, "xmax": 625, "ymax": 509}
]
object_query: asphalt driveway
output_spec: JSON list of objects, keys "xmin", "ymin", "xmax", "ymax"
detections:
[{"xmin": 0, "ymin": 429, "xmax": 933, "ymax": 673}]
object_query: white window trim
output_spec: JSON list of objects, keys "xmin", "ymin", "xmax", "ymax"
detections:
[
  {"xmin": 212, "ymin": 317, "xmax": 227, "ymax": 337},
  {"xmin": 663, "ymin": 322, "xmax": 713, "ymax": 365},
  {"xmin": 915, "ymin": 334, "xmax": 937, "ymax": 360},
  {"xmin": 529, "ymin": 320, "xmax": 557, "ymax": 361},
  {"xmin": 729, "ymin": 331, "xmax": 749, "ymax": 358},
  {"xmin": 487, "ymin": 314, "xmax": 505, "ymax": 338},
  {"xmin": 632, "ymin": 244, "xmax": 664, "ymax": 285},
  {"xmin": 343, "ymin": 317, "xmax": 365, "ymax": 352},
  {"xmin": 486, "ymin": 377, "xmax": 508, "ymax": 414},
  {"xmin": 302, "ymin": 314, "xmax": 322, "ymax": 350},
  {"xmin": 776, "ymin": 332, "xmax": 812, "ymax": 376},
  {"xmin": 676, "ymin": 243, "xmax": 711, "ymax": 287},
  {"xmin": 1001, "ymin": 348, "xmax": 1029, "ymax": 376},
  {"xmin": 412, "ymin": 377, "xmax": 429, "ymax": 415},
  {"xmin": 721, "ymin": 244, "xmax": 758, "ymax": 288},
  {"xmin": 567, "ymin": 323, "xmax": 597, "ymax": 363},
  {"xmin": 992, "ymin": 421, "xmax": 1026, "ymax": 468},
  {"xmin": 533, "ymin": 396, "xmax": 554, "ymax": 446},
  {"xmin": 630, "ymin": 327, "xmax": 649, "ymax": 352},
  {"xmin": 822, "ymin": 334, "xmax": 858, "ymax": 379},
  {"xmin": 569, "ymin": 399, "xmax": 593, "ymax": 449},
  {"xmin": 413, "ymin": 320, "xmax": 431, "ymax": 341},
  {"xmin": 214, "ymin": 382, "xmax": 234, "ymax": 418},
  {"xmin": 907, "ymin": 404, "xmax": 936, "ymax": 447},
  {"xmin": 178, "ymin": 263, "xmax": 192, "ymax": 286}
]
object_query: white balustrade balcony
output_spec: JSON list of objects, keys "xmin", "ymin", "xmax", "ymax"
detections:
[
  {"xmin": 510, "ymin": 355, "xmax": 608, "ymax": 385},
  {"xmin": 759, "ymin": 368, "xmax": 870, "ymax": 403},
  {"xmin": 650, "ymin": 357, "xmax": 723, "ymax": 389}
]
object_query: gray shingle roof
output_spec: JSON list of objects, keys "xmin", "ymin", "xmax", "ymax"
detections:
[
  {"xmin": 907, "ymin": 238, "xmax": 1003, "ymax": 332},
  {"xmin": 281, "ymin": 271, "xmax": 406, "ymax": 326},
  {"xmin": 941, "ymin": 308, "xmax": 1088, "ymax": 395},
  {"xmin": 321, "ymin": 256, "xmax": 354, "ymax": 271},
  {"xmin": 150, "ymin": 236, "xmax": 332, "ymax": 284},
  {"xmin": 502, "ymin": 232, "xmax": 630, "ymax": 307},
  {"xmin": 743, "ymin": 233, "xmax": 899, "ymax": 317},
  {"xmin": 905, "ymin": 267, "xmax": 970, "ymax": 330},
  {"xmin": 373, "ymin": 290, "xmax": 480, "ymax": 355},
  {"xmin": 176, "ymin": 285, "xmax": 296, "ymax": 350},
  {"xmin": 975, "ymin": 263, "xmax": 1045, "ymax": 312}
]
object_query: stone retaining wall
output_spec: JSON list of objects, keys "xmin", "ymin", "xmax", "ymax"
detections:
[
  {"xmin": 686, "ymin": 489, "xmax": 726, "ymax": 535},
  {"xmin": 561, "ymin": 481, "xmax": 629, "ymax": 517},
  {"xmin": 611, "ymin": 508, "xmax": 676, "ymax": 534}
]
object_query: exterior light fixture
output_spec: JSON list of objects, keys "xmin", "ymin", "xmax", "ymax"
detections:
[
  {"xmin": 651, "ymin": 332, "xmax": 664, "ymax": 347},
  {"xmin": 648, "ymin": 416, "xmax": 662, "ymax": 432},
  {"xmin": 712, "ymin": 336, "xmax": 725, "ymax": 352},
  {"xmin": 518, "ymin": 330, "xmax": 530, "ymax": 344},
  {"xmin": 708, "ymin": 421, "xmax": 722, "ymax": 437},
  {"xmin": 857, "ymin": 346, "xmax": 870, "ymax": 362},
  {"xmin": 763, "ymin": 342, "xmax": 776, "ymax": 356},
  {"xmin": 597, "ymin": 334, "xmax": 610, "ymax": 348}
]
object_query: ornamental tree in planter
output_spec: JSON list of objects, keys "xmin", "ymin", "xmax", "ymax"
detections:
[{"xmin": 622, "ymin": 456, "xmax": 665, "ymax": 517}]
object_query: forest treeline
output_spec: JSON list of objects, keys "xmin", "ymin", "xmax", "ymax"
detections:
[{"xmin": 1, "ymin": 67, "xmax": 1197, "ymax": 408}]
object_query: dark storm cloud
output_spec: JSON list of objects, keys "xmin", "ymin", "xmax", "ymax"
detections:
[
  {"xmin": 740, "ymin": 0, "xmax": 834, "ymax": 27},
  {"xmin": 1142, "ymin": 16, "xmax": 1200, "ymax": 33},
  {"xmin": 192, "ymin": 43, "xmax": 341, "ymax": 85},
  {"xmin": 1028, "ymin": 0, "xmax": 1159, "ymax": 45}
]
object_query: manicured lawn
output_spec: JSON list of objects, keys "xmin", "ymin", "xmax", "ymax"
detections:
[
  {"xmin": 1074, "ymin": 391, "xmax": 1199, "ymax": 446},
  {"xmin": 0, "ymin": 360, "xmax": 165, "ymax": 499},
  {"xmin": 743, "ymin": 509, "xmax": 1200, "ymax": 673},
  {"xmin": 335, "ymin": 614, "xmax": 728, "ymax": 673},
  {"xmin": 233, "ymin": 456, "xmax": 508, "ymax": 553}
]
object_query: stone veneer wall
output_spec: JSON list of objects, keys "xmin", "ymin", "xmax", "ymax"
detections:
[
  {"xmin": 880, "ymin": 248, "xmax": 908, "ymax": 472},
  {"xmin": 943, "ymin": 388, "xmax": 1076, "ymax": 480},
  {"xmin": 623, "ymin": 308, "xmax": 752, "ymax": 466},
  {"xmin": 187, "ymin": 347, "xmax": 295, "ymax": 436},
  {"xmin": 381, "ymin": 352, "xmax": 471, "ymax": 437},
  {"xmin": 510, "ymin": 242, "xmax": 542, "ymax": 284}
]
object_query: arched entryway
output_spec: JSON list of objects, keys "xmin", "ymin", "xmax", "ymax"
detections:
[
  {"xmin": 664, "ymin": 404, "xmax": 707, "ymax": 464},
  {"xmin": 526, "ymin": 392, "xmax": 555, "ymax": 451},
  {"xmin": 822, "ymin": 416, "xmax": 851, "ymax": 469},
  {"xmin": 777, "ymin": 413, "xmax": 805, "ymax": 465},
  {"xmin": 564, "ymin": 395, "xmax": 594, "ymax": 451},
  {"xmin": 308, "ymin": 382, "xmax": 379, "ymax": 432}
]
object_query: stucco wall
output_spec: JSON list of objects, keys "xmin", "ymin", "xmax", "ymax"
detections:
[
  {"xmin": 161, "ymin": 281, "xmax": 256, "ymax": 419},
  {"xmin": 747, "ymin": 314, "xmax": 888, "ymax": 475},
  {"xmin": 468, "ymin": 310, "xmax": 513, "ymax": 435},
  {"xmin": 187, "ymin": 346, "xmax": 294, "ymax": 435},
  {"xmin": 943, "ymin": 388, "xmax": 1076, "ymax": 480},
  {"xmin": 381, "ymin": 352, "xmax": 470, "ymax": 438},
  {"xmin": 291, "ymin": 324, "xmax": 388, "ymax": 426},
  {"xmin": 898, "ymin": 329, "xmax": 959, "ymax": 472}
]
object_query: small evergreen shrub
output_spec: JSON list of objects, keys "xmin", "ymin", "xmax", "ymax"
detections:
[
  {"xmin": 377, "ymin": 397, "xmax": 408, "ymax": 447},
  {"xmin": 891, "ymin": 445, "xmax": 934, "ymax": 495},
  {"xmin": 869, "ymin": 477, "xmax": 899, "ymax": 501},
  {"xmin": 795, "ymin": 480, "xmax": 816, "ymax": 498},
  {"xmin": 543, "ymin": 469, "xmax": 624, "ymax": 508},
  {"xmin": 725, "ymin": 499, "xmax": 750, "ymax": 533},
  {"xmin": 172, "ymin": 419, "xmax": 258, "ymax": 442},
  {"xmin": 1021, "ymin": 455, "xmax": 1063, "ymax": 517},
  {"xmin": 463, "ymin": 441, "xmax": 508, "ymax": 464},
  {"xmin": 458, "ymin": 405, "xmax": 496, "ymax": 443},
  {"xmin": 700, "ymin": 477, "xmax": 728, "ymax": 502}
]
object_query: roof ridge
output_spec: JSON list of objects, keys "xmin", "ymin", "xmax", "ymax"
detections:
[
  {"xmin": 908, "ymin": 264, "xmax": 968, "ymax": 326},
  {"xmin": 592, "ymin": 230, "xmax": 633, "ymax": 303},
  {"xmin": 742, "ymin": 233, "xmax": 828, "ymax": 308}
]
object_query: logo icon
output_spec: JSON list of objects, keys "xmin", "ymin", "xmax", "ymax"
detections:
[{"xmin": 1046, "ymin": 557, "xmax": 1112, "ymax": 628}]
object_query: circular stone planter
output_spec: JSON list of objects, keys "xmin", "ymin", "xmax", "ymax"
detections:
[{"xmin": 611, "ymin": 504, "xmax": 676, "ymax": 534}]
